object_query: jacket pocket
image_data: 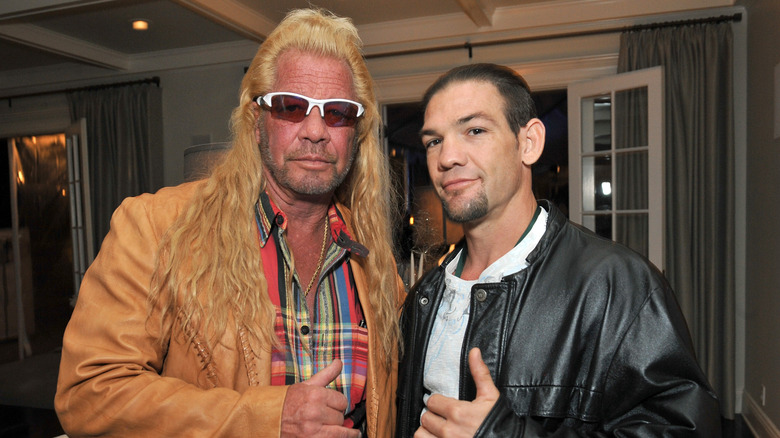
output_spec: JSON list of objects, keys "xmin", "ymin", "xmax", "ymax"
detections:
[{"xmin": 499, "ymin": 384, "xmax": 602, "ymax": 423}]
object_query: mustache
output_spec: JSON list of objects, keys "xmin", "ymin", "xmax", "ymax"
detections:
[{"xmin": 285, "ymin": 143, "xmax": 337, "ymax": 162}]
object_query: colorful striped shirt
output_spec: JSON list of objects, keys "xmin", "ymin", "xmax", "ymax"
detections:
[{"xmin": 254, "ymin": 192, "xmax": 369, "ymax": 423}]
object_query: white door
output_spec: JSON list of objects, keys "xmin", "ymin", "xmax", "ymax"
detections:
[
  {"xmin": 567, "ymin": 67, "xmax": 665, "ymax": 271},
  {"xmin": 65, "ymin": 118, "xmax": 94, "ymax": 304}
]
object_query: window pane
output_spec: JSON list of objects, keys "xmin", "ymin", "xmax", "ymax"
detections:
[
  {"xmin": 583, "ymin": 214, "xmax": 612, "ymax": 240},
  {"xmin": 593, "ymin": 96, "xmax": 611, "ymax": 152},
  {"xmin": 582, "ymin": 155, "xmax": 611, "ymax": 211},
  {"xmin": 615, "ymin": 213, "xmax": 648, "ymax": 258},
  {"xmin": 614, "ymin": 151, "xmax": 647, "ymax": 210},
  {"xmin": 615, "ymin": 86, "xmax": 648, "ymax": 150},
  {"xmin": 580, "ymin": 95, "xmax": 611, "ymax": 154}
]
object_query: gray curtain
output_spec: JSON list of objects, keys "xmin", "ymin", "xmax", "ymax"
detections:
[
  {"xmin": 618, "ymin": 22, "xmax": 735, "ymax": 417},
  {"xmin": 614, "ymin": 87, "xmax": 649, "ymax": 257},
  {"xmin": 67, "ymin": 83, "xmax": 160, "ymax": 255}
]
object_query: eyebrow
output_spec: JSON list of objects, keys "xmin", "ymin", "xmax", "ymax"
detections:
[{"xmin": 420, "ymin": 111, "xmax": 495, "ymax": 138}]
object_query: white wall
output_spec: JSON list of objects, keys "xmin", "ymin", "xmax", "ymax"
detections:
[{"xmin": 740, "ymin": 0, "xmax": 780, "ymax": 435}]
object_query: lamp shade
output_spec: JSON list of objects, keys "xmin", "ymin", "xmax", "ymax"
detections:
[{"xmin": 183, "ymin": 142, "xmax": 231, "ymax": 182}]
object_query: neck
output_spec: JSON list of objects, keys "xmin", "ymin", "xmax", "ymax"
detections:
[
  {"xmin": 459, "ymin": 195, "xmax": 538, "ymax": 281},
  {"xmin": 264, "ymin": 180, "xmax": 332, "ymax": 231}
]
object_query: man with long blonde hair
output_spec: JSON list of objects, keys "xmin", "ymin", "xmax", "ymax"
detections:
[{"xmin": 56, "ymin": 9, "xmax": 402, "ymax": 437}]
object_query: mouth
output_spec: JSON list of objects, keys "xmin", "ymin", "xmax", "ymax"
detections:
[
  {"xmin": 440, "ymin": 177, "xmax": 476, "ymax": 192},
  {"xmin": 289, "ymin": 152, "xmax": 334, "ymax": 165},
  {"xmin": 290, "ymin": 157, "xmax": 333, "ymax": 171}
]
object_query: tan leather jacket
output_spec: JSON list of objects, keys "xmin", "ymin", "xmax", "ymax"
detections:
[{"xmin": 55, "ymin": 182, "xmax": 400, "ymax": 437}]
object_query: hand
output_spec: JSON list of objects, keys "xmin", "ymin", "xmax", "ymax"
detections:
[
  {"xmin": 415, "ymin": 348, "xmax": 500, "ymax": 438},
  {"xmin": 281, "ymin": 359, "xmax": 361, "ymax": 438}
]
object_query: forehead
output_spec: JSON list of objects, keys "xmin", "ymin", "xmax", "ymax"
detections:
[
  {"xmin": 424, "ymin": 80, "xmax": 506, "ymax": 126},
  {"xmin": 273, "ymin": 50, "xmax": 356, "ymax": 99}
]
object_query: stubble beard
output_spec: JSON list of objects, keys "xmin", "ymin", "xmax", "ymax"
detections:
[
  {"xmin": 441, "ymin": 187, "xmax": 489, "ymax": 223},
  {"xmin": 259, "ymin": 128, "xmax": 356, "ymax": 196}
]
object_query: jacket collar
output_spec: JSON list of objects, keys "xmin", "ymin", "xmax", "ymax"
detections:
[{"xmin": 524, "ymin": 200, "xmax": 565, "ymax": 266}]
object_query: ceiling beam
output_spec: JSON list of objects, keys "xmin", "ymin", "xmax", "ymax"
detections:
[
  {"xmin": 359, "ymin": 0, "xmax": 735, "ymax": 55},
  {"xmin": 173, "ymin": 0, "xmax": 277, "ymax": 42},
  {"xmin": 0, "ymin": 23, "xmax": 130, "ymax": 70},
  {"xmin": 0, "ymin": 0, "xmax": 117, "ymax": 20},
  {"xmin": 455, "ymin": 0, "xmax": 495, "ymax": 27}
]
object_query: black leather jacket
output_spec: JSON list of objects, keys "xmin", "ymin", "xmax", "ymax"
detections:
[{"xmin": 396, "ymin": 201, "xmax": 720, "ymax": 437}]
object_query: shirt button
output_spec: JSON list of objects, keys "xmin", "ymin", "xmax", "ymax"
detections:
[
  {"xmin": 301, "ymin": 325, "xmax": 310, "ymax": 335},
  {"xmin": 475, "ymin": 289, "xmax": 488, "ymax": 302},
  {"xmin": 275, "ymin": 215, "xmax": 284, "ymax": 226}
]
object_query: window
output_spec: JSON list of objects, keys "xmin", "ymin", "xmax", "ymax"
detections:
[{"xmin": 567, "ymin": 67, "xmax": 665, "ymax": 270}]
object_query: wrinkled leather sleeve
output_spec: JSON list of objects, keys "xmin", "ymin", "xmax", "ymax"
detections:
[
  {"xmin": 474, "ymin": 284, "xmax": 721, "ymax": 437},
  {"xmin": 54, "ymin": 187, "xmax": 289, "ymax": 437}
]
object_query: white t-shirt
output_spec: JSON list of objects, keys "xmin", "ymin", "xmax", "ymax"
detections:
[{"xmin": 422, "ymin": 207, "xmax": 548, "ymax": 411}]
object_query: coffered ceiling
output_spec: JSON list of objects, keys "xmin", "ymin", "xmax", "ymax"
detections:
[{"xmin": 0, "ymin": 0, "xmax": 736, "ymax": 96}]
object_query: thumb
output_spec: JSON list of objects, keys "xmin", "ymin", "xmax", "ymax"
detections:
[
  {"xmin": 305, "ymin": 359, "xmax": 343, "ymax": 387},
  {"xmin": 469, "ymin": 348, "xmax": 499, "ymax": 401}
]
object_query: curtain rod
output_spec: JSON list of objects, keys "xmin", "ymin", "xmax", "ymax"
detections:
[
  {"xmin": 365, "ymin": 12, "xmax": 742, "ymax": 60},
  {"xmin": 2, "ymin": 76, "xmax": 160, "ymax": 104}
]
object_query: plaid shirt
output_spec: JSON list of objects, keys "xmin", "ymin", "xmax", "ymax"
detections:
[{"xmin": 255, "ymin": 192, "xmax": 369, "ymax": 420}]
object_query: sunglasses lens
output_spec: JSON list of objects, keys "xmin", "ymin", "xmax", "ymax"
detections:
[
  {"xmin": 268, "ymin": 94, "xmax": 308, "ymax": 123},
  {"xmin": 322, "ymin": 102, "xmax": 360, "ymax": 127}
]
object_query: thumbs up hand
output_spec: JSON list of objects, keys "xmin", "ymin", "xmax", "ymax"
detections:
[
  {"xmin": 281, "ymin": 359, "xmax": 361, "ymax": 438},
  {"xmin": 416, "ymin": 348, "xmax": 500, "ymax": 438}
]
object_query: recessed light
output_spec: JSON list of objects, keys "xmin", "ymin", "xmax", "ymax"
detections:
[{"xmin": 132, "ymin": 20, "xmax": 149, "ymax": 31}]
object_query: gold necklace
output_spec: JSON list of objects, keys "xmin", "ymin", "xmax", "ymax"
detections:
[{"xmin": 304, "ymin": 215, "xmax": 329, "ymax": 297}]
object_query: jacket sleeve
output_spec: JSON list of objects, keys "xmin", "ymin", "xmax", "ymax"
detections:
[
  {"xmin": 475, "ymin": 286, "xmax": 721, "ymax": 437},
  {"xmin": 54, "ymin": 192, "xmax": 288, "ymax": 437}
]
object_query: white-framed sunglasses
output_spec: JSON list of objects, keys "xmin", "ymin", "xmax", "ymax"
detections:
[{"xmin": 255, "ymin": 92, "xmax": 365, "ymax": 127}]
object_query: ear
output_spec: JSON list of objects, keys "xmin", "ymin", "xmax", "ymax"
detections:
[{"xmin": 519, "ymin": 118, "xmax": 545, "ymax": 166}]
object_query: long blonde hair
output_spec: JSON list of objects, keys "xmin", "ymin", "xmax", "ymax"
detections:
[{"xmin": 149, "ymin": 9, "xmax": 399, "ymax": 367}]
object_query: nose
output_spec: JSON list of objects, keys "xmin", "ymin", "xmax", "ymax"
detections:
[
  {"xmin": 298, "ymin": 106, "xmax": 330, "ymax": 143},
  {"xmin": 435, "ymin": 137, "xmax": 467, "ymax": 170}
]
